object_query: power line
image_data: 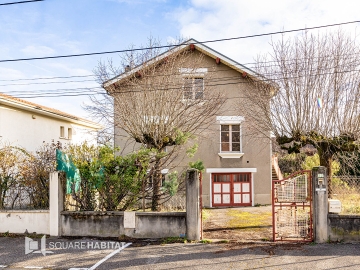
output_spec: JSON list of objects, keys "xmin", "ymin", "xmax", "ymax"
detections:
[
  {"xmin": 3, "ymin": 55, "xmax": 360, "ymax": 85},
  {"xmin": 0, "ymin": 74, "xmax": 95, "ymax": 82},
  {"xmin": 0, "ymin": 78, "xmax": 96, "ymax": 87},
  {"xmin": 1, "ymin": 20, "xmax": 360, "ymax": 63},
  {"xmin": 2, "ymin": 50, "xmax": 360, "ymax": 83},
  {"xmin": 5, "ymin": 65, "xmax": 360, "ymax": 99},
  {"xmin": 0, "ymin": 0, "xmax": 44, "ymax": 6},
  {"xmin": 0, "ymin": 53, "xmax": 359, "ymax": 86}
]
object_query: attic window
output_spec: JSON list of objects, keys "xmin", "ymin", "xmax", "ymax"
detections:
[{"xmin": 183, "ymin": 77, "xmax": 204, "ymax": 100}]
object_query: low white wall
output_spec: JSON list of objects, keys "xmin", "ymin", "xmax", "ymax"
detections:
[{"xmin": 0, "ymin": 210, "xmax": 50, "ymax": 234}]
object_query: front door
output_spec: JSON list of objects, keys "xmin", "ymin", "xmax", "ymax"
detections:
[{"xmin": 212, "ymin": 173, "xmax": 252, "ymax": 207}]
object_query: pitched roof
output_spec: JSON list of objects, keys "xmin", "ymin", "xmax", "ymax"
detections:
[
  {"xmin": 104, "ymin": 38, "xmax": 261, "ymax": 88},
  {"xmin": 0, "ymin": 92, "xmax": 102, "ymax": 129}
]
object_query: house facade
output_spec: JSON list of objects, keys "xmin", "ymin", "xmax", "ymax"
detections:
[
  {"xmin": 105, "ymin": 39, "xmax": 272, "ymax": 207},
  {"xmin": 0, "ymin": 93, "xmax": 102, "ymax": 153}
]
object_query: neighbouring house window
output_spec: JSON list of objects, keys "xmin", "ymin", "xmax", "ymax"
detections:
[
  {"xmin": 148, "ymin": 174, "xmax": 166, "ymax": 188},
  {"xmin": 220, "ymin": 124, "xmax": 241, "ymax": 152},
  {"xmin": 68, "ymin": 128, "xmax": 72, "ymax": 140},
  {"xmin": 60, "ymin": 126, "xmax": 65, "ymax": 138},
  {"xmin": 183, "ymin": 77, "xmax": 204, "ymax": 100}
]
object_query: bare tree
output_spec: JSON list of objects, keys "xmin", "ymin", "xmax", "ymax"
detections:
[
  {"xmin": 240, "ymin": 30, "xmax": 360, "ymax": 194},
  {"xmin": 87, "ymin": 38, "xmax": 225, "ymax": 210},
  {"xmin": 0, "ymin": 144, "xmax": 24, "ymax": 209}
]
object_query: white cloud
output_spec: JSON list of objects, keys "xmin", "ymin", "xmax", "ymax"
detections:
[
  {"xmin": 58, "ymin": 41, "xmax": 82, "ymax": 54},
  {"xmin": 173, "ymin": 0, "xmax": 360, "ymax": 64},
  {"xmin": 21, "ymin": 45, "xmax": 55, "ymax": 57},
  {"xmin": 107, "ymin": 0, "xmax": 166, "ymax": 4},
  {"xmin": 0, "ymin": 67, "xmax": 25, "ymax": 81}
]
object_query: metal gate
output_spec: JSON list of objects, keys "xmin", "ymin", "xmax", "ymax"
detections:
[{"xmin": 272, "ymin": 170, "xmax": 313, "ymax": 242}]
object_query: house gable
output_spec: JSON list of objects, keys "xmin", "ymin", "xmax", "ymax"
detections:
[{"xmin": 103, "ymin": 38, "xmax": 261, "ymax": 90}]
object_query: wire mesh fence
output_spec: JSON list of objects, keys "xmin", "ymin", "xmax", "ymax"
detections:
[
  {"xmin": 275, "ymin": 207, "xmax": 311, "ymax": 239},
  {"xmin": 330, "ymin": 176, "xmax": 360, "ymax": 214},
  {"xmin": 274, "ymin": 173, "xmax": 309, "ymax": 203}
]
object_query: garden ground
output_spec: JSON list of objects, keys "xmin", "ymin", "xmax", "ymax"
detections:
[{"xmin": 202, "ymin": 205, "xmax": 273, "ymax": 242}]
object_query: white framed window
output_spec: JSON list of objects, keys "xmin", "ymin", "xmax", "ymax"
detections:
[
  {"xmin": 68, "ymin": 128, "xmax": 72, "ymax": 140},
  {"xmin": 148, "ymin": 174, "xmax": 166, "ymax": 188},
  {"xmin": 221, "ymin": 124, "xmax": 241, "ymax": 152},
  {"xmin": 147, "ymin": 169, "xmax": 168, "ymax": 188},
  {"xmin": 180, "ymin": 68, "xmax": 207, "ymax": 100},
  {"xmin": 60, "ymin": 126, "xmax": 65, "ymax": 138},
  {"xmin": 216, "ymin": 116, "xmax": 244, "ymax": 158},
  {"xmin": 183, "ymin": 77, "xmax": 204, "ymax": 100}
]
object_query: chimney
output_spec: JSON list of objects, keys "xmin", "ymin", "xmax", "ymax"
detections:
[{"xmin": 125, "ymin": 65, "xmax": 131, "ymax": 72}]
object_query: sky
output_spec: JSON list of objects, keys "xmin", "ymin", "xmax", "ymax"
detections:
[{"xmin": 1, "ymin": 0, "xmax": 360, "ymax": 120}]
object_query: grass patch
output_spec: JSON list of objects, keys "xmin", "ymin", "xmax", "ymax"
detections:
[
  {"xmin": 161, "ymin": 237, "xmax": 187, "ymax": 244},
  {"xmin": 226, "ymin": 209, "xmax": 272, "ymax": 230},
  {"xmin": 202, "ymin": 209, "xmax": 212, "ymax": 221},
  {"xmin": 0, "ymin": 231, "xmax": 44, "ymax": 238},
  {"xmin": 199, "ymin": 239, "xmax": 212, "ymax": 244},
  {"xmin": 218, "ymin": 239, "xmax": 229, "ymax": 243},
  {"xmin": 332, "ymin": 193, "xmax": 360, "ymax": 214}
]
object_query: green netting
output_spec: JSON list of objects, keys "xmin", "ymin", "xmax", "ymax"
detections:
[{"xmin": 56, "ymin": 149, "xmax": 81, "ymax": 194}]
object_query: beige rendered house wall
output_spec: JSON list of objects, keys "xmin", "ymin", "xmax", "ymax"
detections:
[{"xmin": 113, "ymin": 51, "xmax": 272, "ymax": 207}]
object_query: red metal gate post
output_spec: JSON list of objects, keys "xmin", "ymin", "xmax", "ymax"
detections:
[{"xmin": 199, "ymin": 171, "xmax": 203, "ymax": 240}]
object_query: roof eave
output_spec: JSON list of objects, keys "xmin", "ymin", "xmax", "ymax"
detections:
[{"xmin": 0, "ymin": 98, "xmax": 102, "ymax": 130}]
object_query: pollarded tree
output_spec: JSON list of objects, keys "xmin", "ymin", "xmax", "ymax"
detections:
[
  {"xmin": 240, "ymin": 30, "xmax": 360, "ymax": 195},
  {"xmin": 87, "ymin": 38, "xmax": 225, "ymax": 210}
]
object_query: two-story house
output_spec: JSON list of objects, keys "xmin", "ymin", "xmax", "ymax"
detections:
[
  {"xmin": 0, "ymin": 93, "xmax": 102, "ymax": 152},
  {"xmin": 104, "ymin": 39, "xmax": 272, "ymax": 207}
]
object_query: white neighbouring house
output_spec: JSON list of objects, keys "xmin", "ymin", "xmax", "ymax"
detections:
[{"xmin": 0, "ymin": 93, "xmax": 102, "ymax": 152}]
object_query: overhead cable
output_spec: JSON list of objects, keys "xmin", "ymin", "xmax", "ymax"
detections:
[{"xmin": 1, "ymin": 20, "xmax": 359, "ymax": 63}]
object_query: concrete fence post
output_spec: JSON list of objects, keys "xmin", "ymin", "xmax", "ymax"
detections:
[
  {"xmin": 186, "ymin": 169, "xmax": 201, "ymax": 241},
  {"xmin": 312, "ymin": 166, "xmax": 329, "ymax": 243},
  {"xmin": 49, "ymin": 172, "xmax": 64, "ymax": 236}
]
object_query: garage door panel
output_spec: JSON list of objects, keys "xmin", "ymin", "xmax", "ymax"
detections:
[
  {"xmin": 243, "ymin": 194, "xmax": 250, "ymax": 203},
  {"xmin": 234, "ymin": 183, "xmax": 241, "ymax": 192},
  {"xmin": 214, "ymin": 183, "xmax": 221, "ymax": 193},
  {"xmin": 242, "ymin": 183, "xmax": 250, "ymax": 192},
  {"xmin": 234, "ymin": 194, "xmax": 241, "ymax": 203},
  {"xmin": 214, "ymin": 194, "xmax": 221, "ymax": 204},
  {"xmin": 222, "ymin": 194, "xmax": 230, "ymax": 204},
  {"xmin": 222, "ymin": 183, "xmax": 230, "ymax": 193}
]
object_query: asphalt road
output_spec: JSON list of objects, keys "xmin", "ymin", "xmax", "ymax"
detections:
[{"xmin": 0, "ymin": 237, "xmax": 359, "ymax": 269}]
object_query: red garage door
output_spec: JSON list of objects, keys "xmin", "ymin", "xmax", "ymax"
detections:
[{"xmin": 212, "ymin": 173, "xmax": 252, "ymax": 207}]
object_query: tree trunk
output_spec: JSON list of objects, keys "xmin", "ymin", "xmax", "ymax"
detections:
[
  {"xmin": 151, "ymin": 157, "xmax": 162, "ymax": 211},
  {"xmin": 318, "ymin": 148, "xmax": 333, "ymax": 198}
]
